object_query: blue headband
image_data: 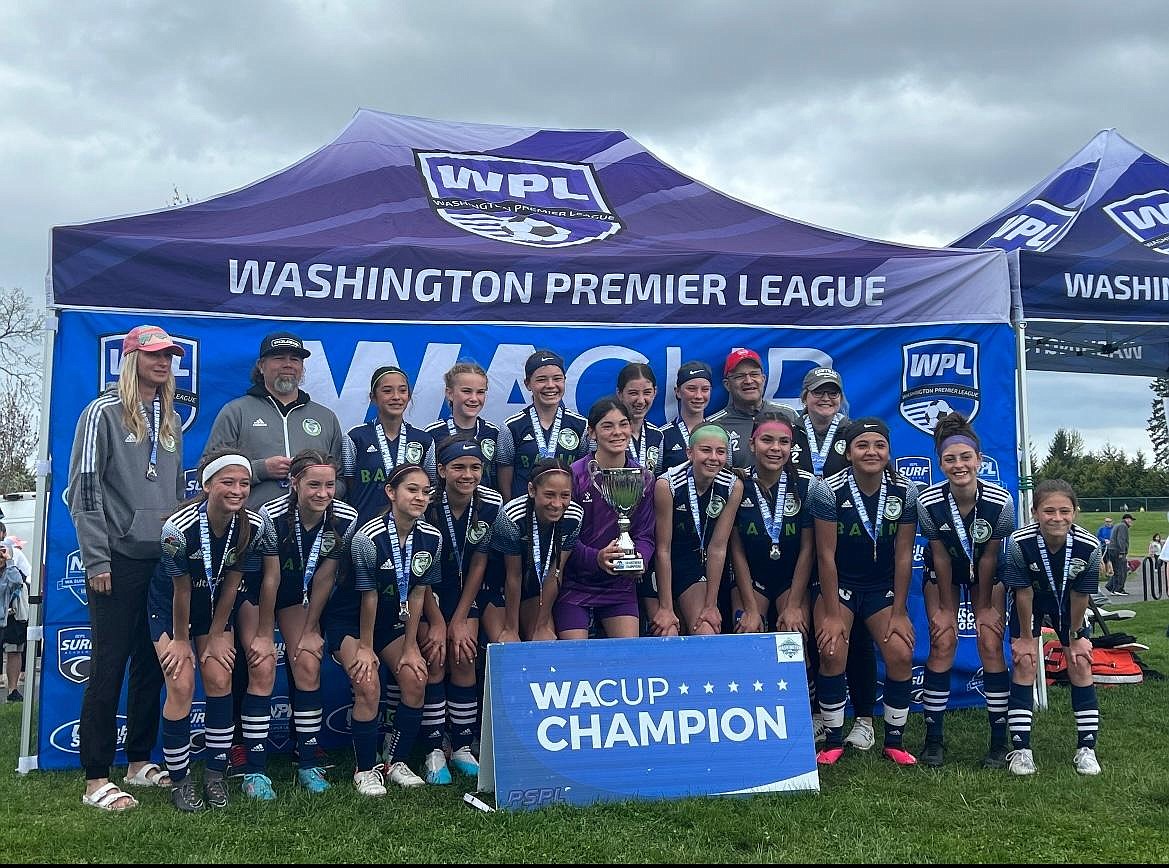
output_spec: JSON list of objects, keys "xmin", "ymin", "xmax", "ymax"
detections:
[{"xmin": 438, "ymin": 438, "xmax": 484, "ymax": 465}]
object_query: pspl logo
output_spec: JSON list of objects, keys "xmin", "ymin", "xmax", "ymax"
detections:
[
  {"xmin": 982, "ymin": 199, "xmax": 1076, "ymax": 253},
  {"xmin": 100, "ymin": 333, "xmax": 199, "ymax": 431},
  {"xmin": 1103, "ymin": 190, "xmax": 1169, "ymax": 254},
  {"xmin": 415, "ymin": 151, "xmax": 622, "ymax": 248},
  {"xmin": 57, "ymin": 626, "xmax": 92, "ymax": 684},
  {"xmin": 900, "ymin": 340, "xmax": 980, "ymax": 435},
  {"xmin": 58, "ymin": 549, "xmax": 88, "ymax": 606},
  {"xmin": 895, "ymin": 456, "xmax": 933, "ymax": 488}
]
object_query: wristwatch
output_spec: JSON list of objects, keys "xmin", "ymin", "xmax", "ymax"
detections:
[{"xmin": 1074, "ymin": 626, "xmax": 1093, "ymax": 641}]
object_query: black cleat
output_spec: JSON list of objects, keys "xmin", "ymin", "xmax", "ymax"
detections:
[
  {"xmin": 921, "ymin": 740, "xmax": 945, "ymax": 768},
  {"xmin": 171, "ymin": 781, "xmax": 204, "ymax": 813},
  {"xmin": 981, "ymin": 745, "xmax": 1009, "ymax": 769},
  {"xmin": 203, "ymin": 773, "xmax": 229, "ymax": 809}
]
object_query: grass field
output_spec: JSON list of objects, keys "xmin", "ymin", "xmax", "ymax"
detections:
[{"xmin": 2, "ymin": 601, "xmax": 1168, "ymax": 863}]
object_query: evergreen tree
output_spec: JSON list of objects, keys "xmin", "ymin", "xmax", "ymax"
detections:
[{"xmin": 1149, "ymin": 377, "xmax": 1169, "ymax": 465}]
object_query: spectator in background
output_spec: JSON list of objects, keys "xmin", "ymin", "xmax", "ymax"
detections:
[
  {"xmin": 1, "ymin": 540, "xmax": 29, "ymax": 702},
  {"xmin": 1105, "ymin": 513, "xmax": 1133, "ymax": 596},
  {"xmin": 0, "ymin": 522, "xmax": 32, "ymax": 581},
  {"xmin": 1095, "ymin": 516, "xmax": 1114, "ymax": 583},
  {"xmin": 708, "ymin": 348, "xmax": 796, "ymax": 469},
  {"xmin": 1148, "ymin": 533, "xmax": 1162, "ymax": 559}
]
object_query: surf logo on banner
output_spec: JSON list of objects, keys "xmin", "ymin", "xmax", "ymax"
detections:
[
  {"xmin": 900, "ymin": 339, "xmax": 980, "ymax": 435},
  {"xmin": 1103, "ymin": 190, "xmax": 1169, "ymax": 254},
  {"xmin": 895, "ymin": 456, "xmax": 932, "ymax": 488},
  {"xmin": 57, "ymin": 626, "xmax": 92, "ymax": 684},
  {"xmin": 981, "ymin": 198, "xmax": 1076, "ymax": 253},
  {"xmin": 99, "ymin": 333, "xmax": 199, "ymax": 431},
  {"xmin": 415, "ymin": 151, "xmax": 622, "ymax": 248}
]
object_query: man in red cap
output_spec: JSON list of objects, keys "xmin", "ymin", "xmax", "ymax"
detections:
[{"xmin": 708, "ymin": 348, "xmax": 795, "ymax": 469}]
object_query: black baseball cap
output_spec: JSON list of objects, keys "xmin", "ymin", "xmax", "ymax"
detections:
[{"xmin": 259, "ymin": 331, "xmax": 311, "ymax": 359}]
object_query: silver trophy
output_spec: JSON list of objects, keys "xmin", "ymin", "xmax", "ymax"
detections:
[{"xmin": 589, "ymin": 461, "xmax": 650, "ymax": 573}]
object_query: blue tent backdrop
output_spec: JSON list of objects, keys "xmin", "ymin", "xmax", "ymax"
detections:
[{"xmin": 29, "ymin": 109, "xmax": 1015, "ymax": 770}]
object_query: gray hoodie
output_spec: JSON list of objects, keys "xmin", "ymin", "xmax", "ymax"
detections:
[{"xmin": 68, "ymin": 391, "xmax": 185, "ymax": 578}]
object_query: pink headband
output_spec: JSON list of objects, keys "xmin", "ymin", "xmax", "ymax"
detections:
[{"xmin": 939, "ymin": 435, "xmax": 978, "ymax": 455}]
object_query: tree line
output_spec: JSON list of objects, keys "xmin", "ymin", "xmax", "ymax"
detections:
[{"xmin": 1037, "ymin": 427, "xmax": 1169, "ymax": 497}]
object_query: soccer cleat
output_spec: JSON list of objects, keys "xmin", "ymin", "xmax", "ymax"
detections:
[
  {"xmin": 242, "ymin": 772, "xmax": 277, "ymax": 800},
  {"xmin": 203, "ymin": 773, "xmax": 230, "ymax": 808},
  {"xmin": 297, "ymin": 766, "xmax": 330, "ymax": 794},
  {"xmin": 450, "ymin": 746, "xmax": 480, "ymax": 777},
  {"xmin": 981, "ymin": 745, "xmax": 1009, "ymax": 769},
  {"xmin": 882, "ymin": 746, "xmax": 918, "ymax": 766},
  {"xmin": 811, "ymin": 715, "xmax": 827, "ymax": 746},
  {"xmin": 353, "ymin": 768, "xmax": 387, "ymax": 797},
  {"xmin": 423, "ymin": 748, "xmax": 452, "ymax": 785},
  {"xmin": 226, "ymin": 743, "xmax": 248, "ymax": 778},
  {"xmin": 171, "ymin": 780, "xmax": 204, "ymax": 812},
  {"xmin": 1073, "ymin": 747, "xmax": 1101, "ymax": 776},
  {"xmin": 816, "ymin": 747, "xmax": 845, "ymax": 766},
  {"xmin": 920, "ymin": 740, "xmax": 944, "ymax": 768},
  {"xmin": 844, "ymin": 717, "xmax": 875, "ymax": 751},
  {"xmin": 385, "ymin": 761, "xmax": 426, "ymax": 789},
  {"xmin": 1006, "ymin": 748, "xmax": 1037, "ymax": 776}
]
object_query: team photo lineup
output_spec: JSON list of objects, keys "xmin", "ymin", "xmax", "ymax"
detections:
[{"xmin": 67, "ymin": 323, "xmax": 1103, "ymax": 814}]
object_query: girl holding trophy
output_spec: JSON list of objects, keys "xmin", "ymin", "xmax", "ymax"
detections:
[{"xmin": 557, "ymin": 398, "xmax": 655, "ymax": 640}]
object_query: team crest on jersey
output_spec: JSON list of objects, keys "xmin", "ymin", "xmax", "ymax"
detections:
[
  {"xmin": 405, "ymin": 442, "xmax": 423, "ymax": 464},
  {"xmin": 558, "ymin": 429, "xmax": 580, "ymax": 451},
  {"xmin": 971, "ymin": 518, "xmax": 993, "ymax": 544},
  {"xmin": 783, "ymin": 493, "xmax": 801, "ymax": 516},
  {"xmin": 481, "ymin": 439, "xmax": 496, "ymax": 461},
  {"xmin": 900, "ymin": 339, "xmax": 980, "ymax": 434},
  {"xmin": 411, "ymin": 551, "xmax": 433, "ymax": 577},
  {"xmin": 223, "ymin": 547, "xmax": 238, "ymax": 568},
  {"xmin": 706, "ymin": 495, "xmax": 725, "ymax": 518},
  {"xmin": 834, "ymin": 440, "xmax": 846, "ymax": 455},
  {"xmin": 302, "ymin": 418, "xmax": 322, "ymax": 436},
  {"xmin": 161, "ymin": 434, "xmax": 177, "ymax": 453},
  {"xmin": 100, "ymin": 333, "xmax": 199, "ymax": 431},
  {"xmin": 468, "ymin": 520, "xmax": 489, "ymax": 545},
  {"xmin": 161, "ymin": 532, "xmax": 183, "ymax": 557},
  {"xmin": 1103, "ymin": 189, "xmax": 1169, "ymax": 254},
  {"xmin": 320, "ymin": 531, "xmax": 336, "ymax": 555},
  {"xmin": 647, "ymin": 446, "xmax": 660, "ymax": 472},
  {"xmin": 415, "ymin": 151, "xmax": 622, "ymax": 248},
  {"xmin": 838, "ymin": 587, "xmax": 853, "ymax": 601},
  {"xmin": 884, "ymin": 497, "xmax": 903, "ymax": 520},
  {"xmin": 1069, "ymin": 557, "xmax": 1088, "ymax": 578}
]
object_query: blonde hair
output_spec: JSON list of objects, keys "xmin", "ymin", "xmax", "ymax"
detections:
[{"xmin": 118, "ymin": 352, "xmax": 180, "ymax": 445}]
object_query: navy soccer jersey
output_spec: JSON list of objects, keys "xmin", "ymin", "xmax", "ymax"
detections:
[
  {"xmin": 490, "ymin": 495, "xmax": 584, "ymax": 598},
  {"xmin": 809, "ymin": 469, "xmax": 919, "ymax": 589},
  {"xmin": 662, "ymin": 462, "xmax": 739, "ymax": 587},
  {"xmin": 628, "ymin": 422, "xmax": 666, "ymax": 476},
  {"xmin": 426, "ymin": 486, "xmax": 504, "ymax": 610},
  {"xmin": 733, "ymin": 468, "xmax": 815, "ymax": 591},
  {"xmin": 659, "ymin": 418, "xmax": 694, "ymax": 474},
  {"xmin": 258, "ymin": 495, "xmax": 360, "ymax": 610},
  {"xmin": 500, "ymin": 404, "xmax": 588, "ymax": 499},
  {"xmin": 351, "ymin": 514, "xmax": 443, "ymax": 610},
  {"xmin": 1002, "ymin": 523, "xmax": 1101, "ymax": 634},
  {"xmin": 424, "ymin": 417, "xmax": 507, "ymax": 492},
  {"xmin": 917, "ymin": 480, "xmax": 1015, "ymax": 585},
  {"xmin": 343, "ymin": 421, "xmax": 437, "ymax": 525},
  {"xmin": 791, "ymin": 412, "xmax": 849, "ymax": 478}
]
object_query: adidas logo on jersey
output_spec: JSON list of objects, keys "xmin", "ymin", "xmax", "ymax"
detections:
[
  {"xmin": 252, "ymin": 418, "xmax": 268, "ymax": 427},
  {"xmin": 380, "ymin": 558, "xmax": 396, "ymax": 571},
  {"xmin": 675, "ymin": 504, "xmax": 688, "ymax": 512},
  {"xmin": 124, "ymin": 433, "xmax": 137, "ymax": 443},
  {"xmin": 670, "ymin": 443, "xmax": 683, "ymax": 451},
  {"xmin": 841, "ymin": 500, "xmax": 853, "ymax": 508},
  {"xmin": 1029, "ymin": 563, "xmax": 1041, "ymax": 571},
  {"xmin": 366, "ymin": 444, "xmax": 378, "ymax": 452},
  {"xmin": 939, "ymin": 523, "xmax": 951, "ymax": 531},
  {"xmin": 521, "ymin": 433, "xmax": 534, "ymax": 442},
  {"xmin": 885, "ymin": 590, "xmax": 894, "ymax": 598},
  {"xmin": 741, "ymin": 498, "xmax": 755, "ymax": 507}
]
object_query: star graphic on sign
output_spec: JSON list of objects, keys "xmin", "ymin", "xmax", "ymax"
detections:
[
  {"xmin": 777, "ymin": 680, "xmax": 788, "ymax": 691},
  {"xmin": 704, "ymin": 682, "xmax": 714, "ymax": 694},
  {"xmin": 728, "ymin": 681, "xmax": 739, "ymax": 693},
  {"xmin": 679, "ymin": 683, "xmax": 690, "ymax": 695},
  {"xmin": 753, "ymin": 680, "xmax": 764, "ymax": 692}
]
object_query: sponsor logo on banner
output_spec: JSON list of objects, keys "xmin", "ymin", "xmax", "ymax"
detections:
[
  {"xmin": 981, "ymin": 199, "xmax": 1076, "ymax": 253},
  {"xmin": 52, "ymin": 715, "xmax": 130, "ymax": 754},
  {"xmin": 100, "ymin": 333, "xmax": 199, "ymax": 430},
  {"xmin": 957, "ymin": 600, "xmax": 978, "ymax": 639},
  {"xmin": 978, "ymin": 455, "xmax": 1002, "ymax": 484},
  {"xmin": 900, "ymin": 340, "xmax": 980, "ymax": 434},
  {"xmin": 325, "ymin": 703, "xmax": 354, "ymax": 736},
  {"xmin": 966, "ymin": 667, "xmax": 987, "ymax": 698},
  {"xmin": 910, "ymin": 665, "xmax": 927, "ymax": 705},
  {"xmin": 1103, "ymin": 190, "xmax": 1169, "ymax": 254},
  {"xmin": 59, "ymin": 549, "xmax": 88, "ymax": 606},
  {"xmin": 57, "ymin": 626, "xmax": 92, "ymax": 684},
  {"xmin": 184, "ymin": 468, "xmax": 201, "ymax": 498},
  {"xmin": 190, "ymin": 701, "xmax": 207, "ymax": 752},
  {"xmin": 415, "ymin": 151, "xmax": 622, "ymax": 248},
  {"xmin": 896, "ymin": 456, "xmax": 932, "ymax": 488}
]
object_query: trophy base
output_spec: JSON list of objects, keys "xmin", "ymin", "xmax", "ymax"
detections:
[{"xmin": 612, "ymin": 557, "xmax": 645, "ymax": 573}]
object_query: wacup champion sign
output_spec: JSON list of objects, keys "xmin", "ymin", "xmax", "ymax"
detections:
[{"xmin": 478, "ymin": 634, "xmax": 818, "ymax": 810}]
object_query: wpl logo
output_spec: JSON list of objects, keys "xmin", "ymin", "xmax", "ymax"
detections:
[
  {"xmin": 415, "ymin": 151, "xmax": 622, "ymax": 248},
  {"xmin": 57, "ymin": 626, "xmax": 92, "ymax": 684},
  {"xmin": 982, "ymin": 198, "xmax": 1076, "ymax": 253},
  {"xmin": 99, "ymin": 333, "xmax": 199, "ymax": 430},
  {"xmin": 900, "ymin": 340, "xmax": 980, "ymax": 435},
  {"xmin": 1103, "ymin": 190, "xmax": 1169, "ymax": 254}
]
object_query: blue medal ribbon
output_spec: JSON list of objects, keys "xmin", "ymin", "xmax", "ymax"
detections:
[
  {"xmin": 753, "ymin": 470, "xmax": 788, "ymax": 560},
  {"xmin": 846, "ymin": 470, "xmax": 888, "ymax": 562},
  {"xmin": 384, "ymin": 512, "xmax": 414, "ymax": 623},
  {"xmin": 1036, "ymin": 532, "xmax": 1073, "ymax": 632},
  {"xmin": 293, "ymin": 507, "xmax": 325, "ymax": 607},
  {"xmin": 442, "ymin": 492, "xmax": 472, "ymax": 584},
  {"xmin": 685, "ymin": 468, "xmax": 710, "ymax": 565},
  {"xmin": 531, "ymin": 512, "xmax": 557, "ymax": 592},
  {"xmin": 143, "ymin": 397, "xmax": 161, "ymax": 480},
  {"xmin": 803, "ymin": 413, "xmax": 841, "ymax": 477},
  {"xmin": 946, "ymin": 487, "xmax": 977, "ymax": 583},
  {"xmin": 528, "ymin": 406, "xmax": 564, "ymax": 460},
  {"xmin": 374, "ymin": 421, "xmax": 409, "ymax": 478},
  {"xmin": 198, "ymin": 505, "xmax": 237, "ymax": 601}
]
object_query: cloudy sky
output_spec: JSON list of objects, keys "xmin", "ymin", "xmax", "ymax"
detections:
[{"xmin": 3, "ymin": 1, "xmax": 1165, "ymax": 459}]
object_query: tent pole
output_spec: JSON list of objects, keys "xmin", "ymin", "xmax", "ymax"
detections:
[{"xmin": 17, "ymin": 306, "xmax": 58, "ymax": 772}]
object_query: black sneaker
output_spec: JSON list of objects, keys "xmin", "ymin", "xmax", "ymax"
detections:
[
  {"xmin": 203, "ymin": 773, "xmax": 229, "ymax": 809},
  {"xmin": 171, "ymin": 781, "xmax": 204, "ymax": 813},
  {"xmin": 7, "ymin": 690, "xmax": 21, "ymax": 702},
  {"xmin": 981, "ymin": 745, "xmax": 1009, "ymax": 769},
  {"xmin": 921, "ymin": 740, "xmax": 944, "ymax": 768}
]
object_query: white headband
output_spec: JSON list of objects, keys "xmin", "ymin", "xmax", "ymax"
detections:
[{"xmin": 201, "ymin": 454, "xmax": 252, "ymax": 487}]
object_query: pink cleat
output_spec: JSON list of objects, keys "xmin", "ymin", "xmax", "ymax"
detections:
[
  {"xmin": 817, "ymin": 747, "xmax": 846, "ymax": 766},
  {"xmin": 882, "ymin": 746, "xmax": 918, "ymax": 766}
]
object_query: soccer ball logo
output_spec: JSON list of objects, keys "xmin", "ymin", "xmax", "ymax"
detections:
[
  {"xmin": 904, "ymin": 399, "xmax": 954, "ymax": 433},
  {"xmin": 500, "ymin": 215, "xmax": 571, "ymax": 245}
]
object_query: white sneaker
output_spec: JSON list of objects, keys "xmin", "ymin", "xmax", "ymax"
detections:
[
  {"xmin": 385, "ymin": 761, "xmax": 426, "ymax": 789},
  {"xmin": 1006, "ymin": 748, "xmax": 1037, "ymax": 776},
  {"xmin": 353, "ymin": 768, "xmax": 386, "ymax": 797},
  {"xmin": 423, "ymin": 748, "xmax": 452, "ymax": 785},
  {"xmin": 843, "ymin": 717, "xmax": 875, "ymax": 750},
  {"xmin": 450, "ymin": 745, "xmax": 480, "ymax": 776},
  {"xmin": 811, "ymin": 715, "xmax": 827, "ymax": 746},
  {"xmin": 1073, "ymin": 747, "xmax": 1101, "ymax": 776}
]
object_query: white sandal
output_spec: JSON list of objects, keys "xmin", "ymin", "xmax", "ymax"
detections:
[
  {"xmin": 123, "ymin": 762, "xmax": 172, "ymax": 788},
  {"xmin": 82, "ymin": 781, "xmax": 138, "ymax": 812}
]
